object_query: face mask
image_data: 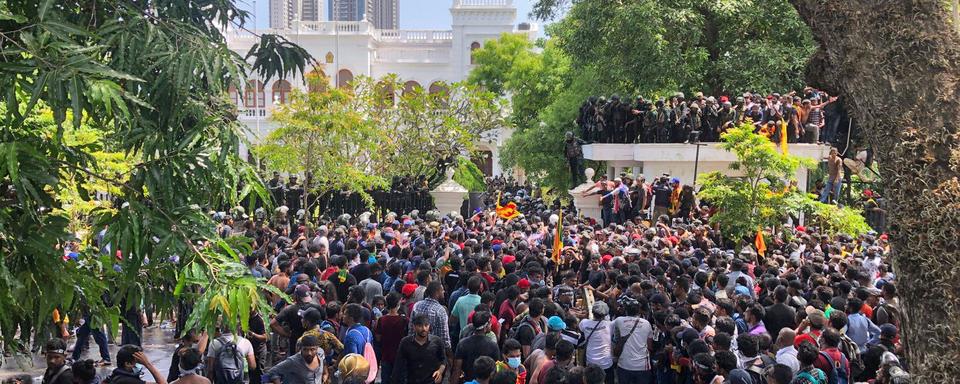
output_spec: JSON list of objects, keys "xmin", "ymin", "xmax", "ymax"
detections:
[
  {"xmin": 507, "ymin": 357, "xmax": 522, "ymax": 369},
  {"xmin": 134, "ymin": 363, "xmax": 146, "ymax": 376}
]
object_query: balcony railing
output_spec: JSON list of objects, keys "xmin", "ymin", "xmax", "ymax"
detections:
[
  {"xmin": 454, "ymin": 0, "xmax": 513, "ymax": 7},
  {"xmin": 377, "ymin": 30, "xmax": 453, "ymax": 42}
]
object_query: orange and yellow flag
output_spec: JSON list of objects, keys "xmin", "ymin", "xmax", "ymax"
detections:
[
  {"xmin": 755, "ymin": 229, "xmax": 766, "ymax": 257},
  {"xmin": 552, "ymin": 209, "xmax": 563, "ymax": 263},
  {"xmin": 495, "ymin": 191, "xmax": 520, "ymax": 220},
  {"xmin": 779, "ymin": 120, "xmax": 789, "ymax": 155}
]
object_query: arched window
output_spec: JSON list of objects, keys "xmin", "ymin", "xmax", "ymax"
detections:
[
  {"xmin": 307, "ymin": 69, "xmax": 328, "ymax": 93},
  {"xmin": 428, "ymin": 81, "xmax": 447, "ymax": 95},
  {"xmin": 402, "ymin": 80, "xmax": 422, "ymax": 95},
  {"xmin": 470, "ymin": 41, "xmax": 481, "ymax": 64},
  {"xmin": 325, "ymin": 52, "xmax": 334, "ymax": 64},
  {"xmin": 272, "ymin": 80, "xmax": 292, "ymax": 104},
  {"xmin": 337, "ymin": 69, "xmax": 354, "ymax": 89},
  {"xmin": 244, "ymin": 80, "xmax": 264, "ymax": 108}
]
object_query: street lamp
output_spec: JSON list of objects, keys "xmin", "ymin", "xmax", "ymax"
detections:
[{"xmin": 689, "ymin": 130, "xmax": 708, "ymax": 189}]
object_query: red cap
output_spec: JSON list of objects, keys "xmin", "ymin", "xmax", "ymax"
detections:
[
  {"xmin": 767, "ymin": 95, "xmax": 775, "ymax": 99},
  {"xmin": 502, "ymin": 255, "xmax": 516, "ymax": 265},
  {"xmin": 601, "ymin": 254, "xmax": 613, "ymax": 265},
  {"xmin": 402, "ymin": 283, "xmax": 418, "ymax": 298},
  {"xmin": 491, "ymin": 239, "xmax": 503, "ymax": 245},
  {"xmin": 796, "ymin": 225, "xmax": 806, "ymax": 233},
  {"xmin": 518, "ymin": 278, "xmax": 531, "ymax": 289},
  {"xmin": 719, "ymin": 96, "xmax": 729, "ymax": 103}
]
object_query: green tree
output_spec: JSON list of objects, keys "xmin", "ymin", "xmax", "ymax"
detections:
[
  {"xmin": 255, "ymin": 75, "xmax": 387, "ymax": 212},
  {"xmin": 539, "ymin": 0, "xmax": 815, "ymax": 96},
  {"xmin": 255, "ymin": 75, "xmax": 503, "ymax": 209},
  {"xmin": 697, "ymin": 124, "xmax": 814, "ymax": 243},
  {"xmin": 469, "ymin": 34, "xmax": 579, "ymax": 189},
  {"xmin": 0, "ymin": 0, "xmax": 308, "ymax": 349}
]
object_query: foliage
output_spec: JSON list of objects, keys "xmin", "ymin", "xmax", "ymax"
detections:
[
  {"xmin": 453, "ymin": 156, "xmax": 487, "ymax": 193},
  {"xmin": 697, "ymin": 124, "xmax": 815, "ymax": 242},
  {"xmin": 0, "ymin": 0, "xmax": 311, "ymax": 348},
  {"xmin": 802, "ymin": 202, "xmax": 872, "ymax": 237},
  {"xmin": 469, "ymin": 34, "xmax": 579, "ymax": 189},
  {"xmin": 540, "ymin": 0, "xmax": 816, "ymax": 96},
  {"xmin": 255, "ymin": 81, "xmax": 387, "ymax": 208},
  {"xmin": 256, "ymin": 75, "xmax": 504, "ymax": 203}
]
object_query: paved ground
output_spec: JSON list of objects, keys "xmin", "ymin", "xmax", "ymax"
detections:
[{"xmin": 0, "ymin": 327, "xmax": 178, "ymax": 383}]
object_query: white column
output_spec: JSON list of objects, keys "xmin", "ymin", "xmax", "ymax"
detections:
[
  {"xmin": 569, "ymin": 168, "xmax": 602, "ymax": 221},
  {"xmin": 430, "ymin": 168, "xmax": 468, "ymax": 216}
]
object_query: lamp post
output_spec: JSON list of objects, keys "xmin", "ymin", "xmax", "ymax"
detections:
[{"xmin": 689, "ymin": 131, "xmax": 708, "ymax": 189}]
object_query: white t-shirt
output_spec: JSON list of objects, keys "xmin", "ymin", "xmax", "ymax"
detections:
[
  {"xmin": 578, "ymin": 319, "xmax": 614, "ymax": 369},
  {"xmin": 612, "ymin": 316, "xmax": 652, "ymax": 371},
  {"xmin": 207, "ymin": 334, "xmax": 254, "ymax": 373}
]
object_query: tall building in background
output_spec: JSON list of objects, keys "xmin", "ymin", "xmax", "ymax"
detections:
[
  {"xmin": 301, "ymin": 0, "xmax": 322, "ymax": 21},
  {"xmin": 369, "ymin": 0, "xmax": 398, "ymax": 29},
  {"xmin": 270, "ymin": 0, "xmax": 322, "ymax": 28},
  {"xmin": 327, "ymin": 0, "xmax": 365, "ymax": 22},
  {"xmin": 269, "ymin": 0, "xmax": 295, "ymax": 29}
]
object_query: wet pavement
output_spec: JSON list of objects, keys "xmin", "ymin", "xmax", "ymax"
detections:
[{"xmin": 0, "ymin": 327, "xmax": 178, "ymax": 383}]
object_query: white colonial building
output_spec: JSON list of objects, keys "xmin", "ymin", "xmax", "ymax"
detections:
[{"xmin": 226, "ymin": 0, "xmax": 536, "ymax": 177}]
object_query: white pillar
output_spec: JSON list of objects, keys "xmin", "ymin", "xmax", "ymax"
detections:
[
  {"xmin": 569, "ymin": 168, "xmax": 602, "ymax": 221},
  {"xmin": 430, "ymin": 168, "xmax": 468, "ymax": 217}
]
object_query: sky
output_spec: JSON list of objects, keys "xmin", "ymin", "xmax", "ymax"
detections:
[{"xmin": 238, "ymin": 0, "xmax": 542, "ymax": 31}]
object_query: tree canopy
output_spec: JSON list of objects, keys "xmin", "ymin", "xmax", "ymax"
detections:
[
  {"xmin": 0, "ymin": 0, "xmax": 309, "ymax": 347},
  {"xmin": 472, "ymin": 1, "xmax": 817, "ymax": 191},
  {"xmin": 256, "ymin": 74, "xmax": 504, "ymax": 208}
]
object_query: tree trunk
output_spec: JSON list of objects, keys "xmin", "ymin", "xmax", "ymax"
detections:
[{"xmin": 789, "ymin": 1, "xmax": 960, "ymax": 381}]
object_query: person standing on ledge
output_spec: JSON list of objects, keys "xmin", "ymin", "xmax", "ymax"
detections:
[{"xmin": 564, "ymin": 131, "xmax": 585, "ymax": 189}]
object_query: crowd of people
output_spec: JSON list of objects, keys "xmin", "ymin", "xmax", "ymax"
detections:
[
  {"xmin": 35, "ymin": 173, "xmax": 908, "ymax": 384},
  {"xmin": 576, "ymin": 88, "xmax": 841, "ymax": 145}
]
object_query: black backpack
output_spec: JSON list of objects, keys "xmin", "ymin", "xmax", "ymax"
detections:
[{"xmin": 213, "ymin": 337, "xmax": 245, "ymax": 384}]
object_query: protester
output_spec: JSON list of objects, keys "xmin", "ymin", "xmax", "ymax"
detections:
[
  {"xmin": 42, "ymin": 339, "xmax": 73, "ymax": 384},
  {"xmin": 392, "ymin": 314, "xmax": 446, "ymax": 384},
  {"xmin": 104, "ymin": 345, "xmax": 168, "ymax": 384},
  {"xmin": 264, "ymin": 335, "xmax": 324, "ymax": 384}
]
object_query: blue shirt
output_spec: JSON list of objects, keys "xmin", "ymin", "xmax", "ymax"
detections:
[
  {"xmin": 846, "ymin": 313, "xmax": 880, "ymax": 352},
  {"xmin": 343, "ymin": 324, "xmax": 372, "ymax": 355}
]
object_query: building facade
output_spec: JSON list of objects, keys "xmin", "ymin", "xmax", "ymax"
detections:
[
  {"xmin": 270, "ymin": 0, "xmax": 323, "ymax": 29},
  {"xmin": 368, "ymin": 0, "xmax": 398, "ymax": 30},
  {"xmin": 228, "ymin": 0, "xmax": 535, "ymax": 176}
]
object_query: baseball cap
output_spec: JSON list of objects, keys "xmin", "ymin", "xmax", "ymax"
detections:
[
  {"xmin": 592, "ymin": 301, "xmax": 609, "ymax": 317},
  {"xmin": 880, "ymin": 323, "xmax": 898, "ymax": 339},
  {"xmin": 547, "ymin": 316, "xmax": 567, "ymax": 331},
  {"xmin": 517, "ymin": 278, "xmax": 531, "ymax": 289},
  {"xmin": 805, "ymin": 306, "xmax": 827, "ymax": 327},
  {"xmin": 294, "ymin": 284, "xmax": 312, "ymax": 302}
]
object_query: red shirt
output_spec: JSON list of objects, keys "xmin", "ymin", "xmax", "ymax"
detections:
[{"xmin": 374, "ymin": 314, "xmax": 408, "ymax": 363}]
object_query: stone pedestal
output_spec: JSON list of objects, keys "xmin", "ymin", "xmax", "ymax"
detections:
[
  {"xmin": 569, "ymin": 168, "xmax": 602, "ymax": 221},
  {"xmin": 430, "ymin": 168, "xmax": 468, "ymax": 217}
]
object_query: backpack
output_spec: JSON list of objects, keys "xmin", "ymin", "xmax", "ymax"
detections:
[
  {"xmin": 819, "ymin": 350, "xmax": 850, "ymax": 384},
  {"xmin": 795, "ymin": 369, "xmax": 827, "ymax": 384},
  {"xmin": 213, "ymin": 337, "xmax": 244, "ymax": 384},
  {"xmin": 838, "ymin": 335, "xmax": 864, "ymax": 379},
  {"xmin": 743, "ymin": 357, "xmax": 768, "ymax": 384},
  {"xmin": 506, "ymin": 316, "xmax": 539, "ymax": 342},
  {"xmin": 349, "ymin": 328, "xmax": 378, "ymax": 383},
  {"xmin": 872, "ymin": 303, "xmax": 901, "ymax": 327}
]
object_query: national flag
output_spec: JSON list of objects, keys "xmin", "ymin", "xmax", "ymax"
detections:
[
  {"xmin": 495, "ymin": 191, "xmax": 520, "ymax": 220},
  {"xmin": 552, "ymin": 209, "xmax": 563, "ymax": 263},
  {"xmin": 755, "ymin": 229, "xmax": 766, "ymax": 257}
]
